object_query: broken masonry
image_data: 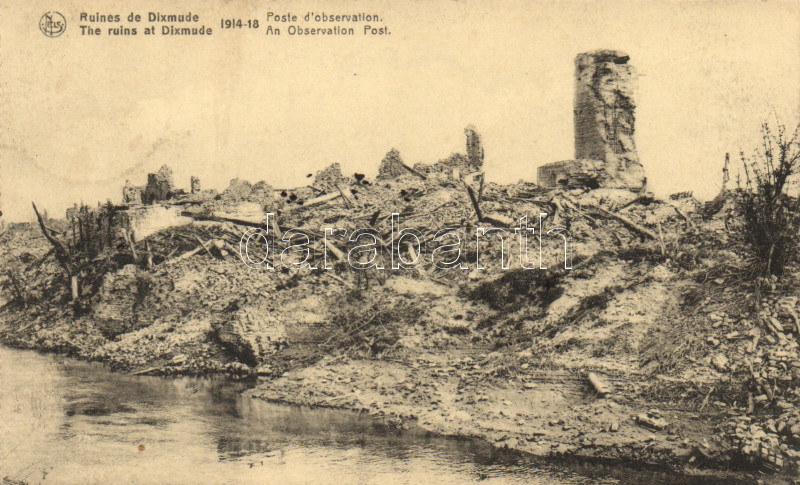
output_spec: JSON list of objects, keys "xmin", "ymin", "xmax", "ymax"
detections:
[{"xmin": 538, "ymin": 50, "xmax": 647, "ymax": 190}]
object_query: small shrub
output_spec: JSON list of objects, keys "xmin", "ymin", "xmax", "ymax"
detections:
[{"xmin": 738, "ymin": 121, "xmax": 800, "ymax": 276}]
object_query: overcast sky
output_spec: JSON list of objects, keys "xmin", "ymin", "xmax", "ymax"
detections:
[{"xmin": 2, "ymin": 0, "xmax": 799, "ymax": 222}]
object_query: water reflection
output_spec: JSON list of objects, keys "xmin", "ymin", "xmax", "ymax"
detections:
[{"xmin": 0, "ymin": 347, "xmax": 745, "ymax": 484}]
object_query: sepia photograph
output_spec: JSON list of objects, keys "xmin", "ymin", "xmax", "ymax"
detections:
[{"xmin": 1, "ymin": 1, "xmax": 800, "ymax": 483}]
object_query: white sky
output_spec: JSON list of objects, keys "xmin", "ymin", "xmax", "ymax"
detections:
[{"xmin": 2, "ymin": 0, "xmax": 799, "ymax": 222}]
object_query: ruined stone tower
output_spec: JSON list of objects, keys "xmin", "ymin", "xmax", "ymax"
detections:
[{"xmin": 538, "ymin": 50, "xmax": 646, "ymax": 190}]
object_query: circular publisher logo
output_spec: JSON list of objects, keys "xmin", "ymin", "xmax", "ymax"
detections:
[{"xmin": 40, "ymin": 12, "xmax": 66, "ymax": 37}]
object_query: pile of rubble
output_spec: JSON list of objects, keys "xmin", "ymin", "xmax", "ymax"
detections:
[
  {"xmin": 709, "ymin": 288, "xmax": 800, "ymax": 472},
  {"xmin": 727, "ymin": 410, "xmax": 800, "ymax": 472}
]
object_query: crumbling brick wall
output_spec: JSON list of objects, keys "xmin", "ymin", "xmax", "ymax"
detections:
[
  {"xmin": 378, "ymin": 126, "xmax": 484, "ymax": 181},
  {"xmin": 537, "ymin": 159, "xmax": 606, "ymax": 188},
  {"xmin": 377, "ymin": 148, "xmax": 407, "ymax": 180},
  {"xmin": 142, "ymin": 165, "xmax": 175, "ymax": 204},
  {"xmin": 122, "ymin": 180, "xmax": 143, "ymax": 205},
  {"xmin": 465, "ymin": 125, "xmax": 484, "ymax": 171},
  {"xmin": 573, "ymin": 50, "xmax": 645, "ymax": 188},
  {"xmin": 538, "ymin": 50, "xmax": 646, "ymax": 190}
]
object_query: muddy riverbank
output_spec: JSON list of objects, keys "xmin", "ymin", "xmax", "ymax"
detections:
[{"xmin": 0, "ymin": 344, "xmax": 756, "ymax": 484}]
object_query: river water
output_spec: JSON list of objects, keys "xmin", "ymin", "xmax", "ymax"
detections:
[{"xmin": 0, "ymin": 346, "xmax": 742, "ymax": 484}]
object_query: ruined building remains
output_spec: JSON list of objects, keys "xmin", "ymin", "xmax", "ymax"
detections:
[
  {"xmin": 378, "ymin": 126, "xmax": 485, "ymax": 181},
  {"xmin": 538, "ymin": 50, "xmax": 646, "ymax": 190},
  {"xmin": 142, "ymin": 165, "xmax": 175, "ymax": 204},
  {"xmin": 122, "ymin": 180, "xmax": 143, "ymax": 205},
  {"xmin": 464, "ymin": 125, "xmax": 484, "ymax": 170},
  {"xmin": 377, "ymin": 148, "xmax": 408, "ymax": 180},
  {"xmin": 122, "ymin": 165, "xmax": 193, "ymax": 206}
]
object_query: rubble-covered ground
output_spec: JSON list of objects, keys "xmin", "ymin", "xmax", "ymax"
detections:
[{"xmin": 2, "ymin": 166, "xmax": 800, "ymax": 482}]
